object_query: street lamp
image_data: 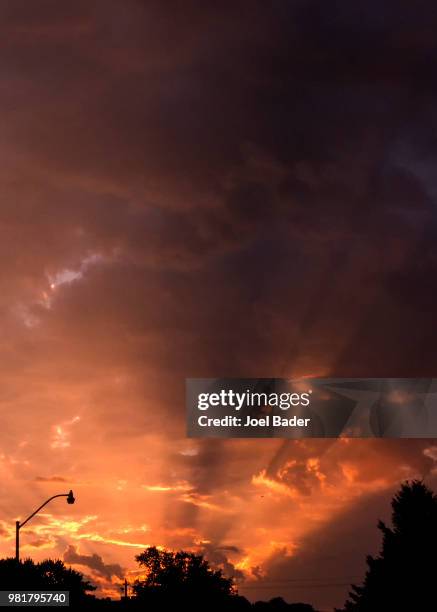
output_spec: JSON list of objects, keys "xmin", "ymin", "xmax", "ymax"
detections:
[{"xmin": 15, "ymin": 490, "xmax": 75, "ymax": 562}]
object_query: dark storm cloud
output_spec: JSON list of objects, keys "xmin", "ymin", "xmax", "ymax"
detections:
[
  {"xmin": 64, "ymin": 545, "xmax": 124, "ymax": 580},
  {"xmin": 1, "ymin": 0, "xmax": 436, "ymax": 362},
  {"xmin": 200, "ymin": 542, "xmax": 245, "ymax": 582}
]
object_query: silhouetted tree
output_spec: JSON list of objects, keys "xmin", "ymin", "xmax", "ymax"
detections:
[
  {"xmin": 339, "ymin": 480, "xmax": 437, "ymax": 611},
  {"xmin": 132, "ymin": 546, "xmax": 239, "ymax": 609},
  {"xmin": 0, "ymin": 558, "xmax": 95, "ymax": 605}
]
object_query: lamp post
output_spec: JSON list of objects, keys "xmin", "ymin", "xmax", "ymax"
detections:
[{"xmin": 15, "ymin": 490, "xmax": 75, "ymax": 562}]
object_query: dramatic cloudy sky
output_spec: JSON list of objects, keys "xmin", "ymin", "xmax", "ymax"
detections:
[{"xmin": 1, "ymin": 1, "xmax": 437, "ymax": 609}]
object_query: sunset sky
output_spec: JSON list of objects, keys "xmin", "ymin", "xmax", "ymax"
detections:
[{"xmin": 1, "ymin": 2, "xmax": 437, "ymax": 610}]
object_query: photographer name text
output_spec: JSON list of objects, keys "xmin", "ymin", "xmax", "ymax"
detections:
[{"xmin": 198, "ymin": 415, "xmax": 311, "ymax": 428}]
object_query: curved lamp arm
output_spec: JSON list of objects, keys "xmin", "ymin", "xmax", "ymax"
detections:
[
  {"xmin": 19, "ymin": 491, "xmax": 75, "ymax": 529},
  {"xmin": 15, "ymin": 490, "xmax": 75, "ymax": 562}
]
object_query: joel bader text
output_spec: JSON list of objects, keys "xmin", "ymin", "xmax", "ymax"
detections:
[{"xmin": 198, "ymin": 414, "xmax": 311, "ymax": 428}]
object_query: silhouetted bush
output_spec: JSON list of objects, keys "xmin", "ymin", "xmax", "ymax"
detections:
[{"xmin": 0, "ymin": 557, "xmax": 95, "ymax": 606}]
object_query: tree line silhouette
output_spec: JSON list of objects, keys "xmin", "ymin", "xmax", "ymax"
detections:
[{"xmin": 1, "ymin": 480, "xmax": 435, "ymax": 610}]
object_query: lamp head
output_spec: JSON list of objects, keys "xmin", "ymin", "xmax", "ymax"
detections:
[{"xmin": 66, "ymin": 490, "xmax": 75, "ymax": 505}]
